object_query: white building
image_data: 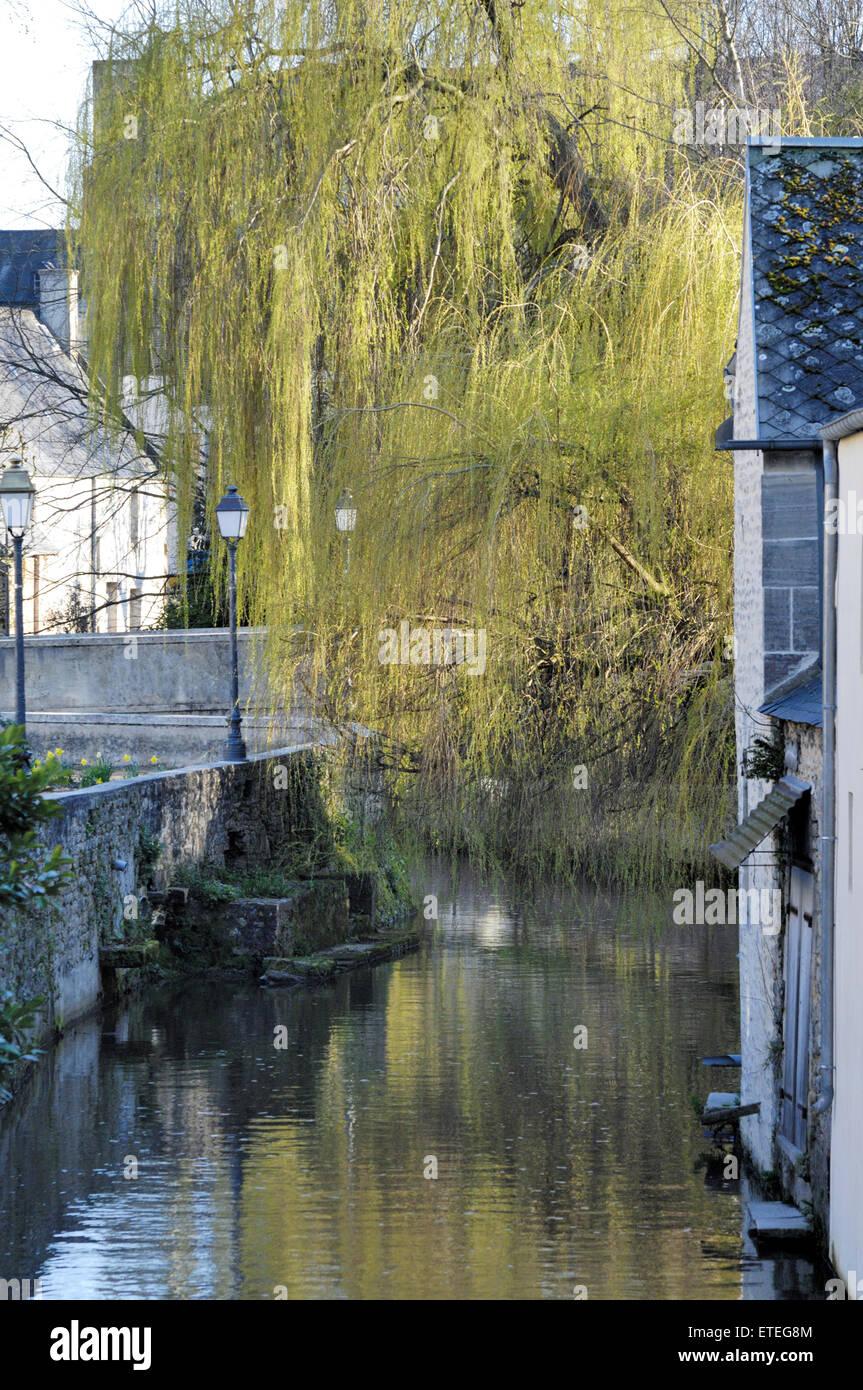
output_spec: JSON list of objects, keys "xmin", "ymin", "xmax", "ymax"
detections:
[
  {"xmin": 818, "ymin": 411, "xmax": 863, "ymax": 1286},
  {"xmin": 0, "ymin": 230, "xmax": 175, "ymax": 634},
  {"xmin": 713, "ymin": 136, "xmax": 863, "ymax": 1281}
]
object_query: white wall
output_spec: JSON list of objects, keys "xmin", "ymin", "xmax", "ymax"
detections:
[
  {"xmin": 0, "ymin": 301, "xmax": 175, "ymax": 635},
  {"xmin": 17, "ymin": 470, "xmax": 172, "ymax": 634},
  {"xmin": 734, "ymin": 195, "xmax": 784, "ymax": 1169},
  {"xmin": 831, "ymin": 429, "xmax": 863, "ymax": 1279}
]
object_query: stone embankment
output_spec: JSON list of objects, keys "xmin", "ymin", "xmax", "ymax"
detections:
[{"xmin": 0, "ymin": 742, "xmax": 416, "ymax": 1079}]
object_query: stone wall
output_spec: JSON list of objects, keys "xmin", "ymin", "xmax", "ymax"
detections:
[
  {"xmin": 0, "ymin": 744, "xmax": 335, "ymax": 1042},
  {"xmin": 732, "ymin": 206, "xmax": 764, "ymax": 799},
  {"xmin": 23, "ymin": 711, "xmax": 325, "ymax": 769},
  {"xmin": 733, "ymin": 222, "xmax": 781, "ymax": 1175},
  {"xmin": 0, "ymin": 628, "xmax": 284, "ymax": 714},
  {"xmin": 737, "ymin": 720, "xmax": 826, "ymax": 1234},
  {"xmin": 761, "ymin": 456, "xmax": 821, "ymax": 694},
  {"xmin": 0, "ymin": 627, "xmax": 317, "ymax": 766}
]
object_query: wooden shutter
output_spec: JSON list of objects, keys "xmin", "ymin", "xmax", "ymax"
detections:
[{"xmin": 780, "ymin": 865, "xmax": 814, "ymax": 1150}]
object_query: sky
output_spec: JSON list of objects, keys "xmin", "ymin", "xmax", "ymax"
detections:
[{"xmin": 0, "ymin": 0, "xmax": 131, "ymax": 229}]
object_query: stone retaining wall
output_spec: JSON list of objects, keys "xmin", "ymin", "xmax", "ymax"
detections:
[
  {"xmin": 0, "ymin": 744, "xmax": 334, "ymax": 1040},
  {"xmin": 24, "ymin": 711, "xmax": 326, "ymax": 768}
]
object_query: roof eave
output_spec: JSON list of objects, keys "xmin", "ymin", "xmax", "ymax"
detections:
[{"xmin": 820, "ymin": 406, "xmax": 863, "ymax": 441}]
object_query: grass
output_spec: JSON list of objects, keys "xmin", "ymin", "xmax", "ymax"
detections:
[{"xmin": 172, "ymin": 863, "xmax": 309, "ymax": 906}]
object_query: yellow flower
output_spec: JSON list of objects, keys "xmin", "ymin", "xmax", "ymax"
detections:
[
  {"xmin": 150, "ymin": 755, "xmax": 158, "ymax": 764},
  {"xmin": 97, "ymin": 778, "xmax": 104, "ymax": 784},
  {"xmin": 34, "ymin": 759, "xmax": 41, "ymax": 768},
  {"xmin": 123, "ymin": 754, "xmax": 131, "ymax": 762},
  {"xmin": 54, "ymin": 748, "xmax": 63, "ymax": 756}
]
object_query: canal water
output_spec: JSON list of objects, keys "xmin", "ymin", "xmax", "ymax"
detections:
[{"xmin": 0, "ymin": 863, "xmax": 823, "ymax": 1299}]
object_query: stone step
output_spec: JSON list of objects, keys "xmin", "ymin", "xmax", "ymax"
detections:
[
  {"xmin": 261, "ymin": 955, "xmax": 337, "ymax": 982},
  {"xmin": 187, "ymin": 883, "xmax": 351, "ymax": 957},
  {"xmin": 747, "ymin": 1201, "xmax": 812, "ymax": 1243},
  {"xmin": 260, "ymin": 930, "xmax": 421, "ymax": 986},
  {"xmin": 99, "ymin": 940, "xmax": 159, "ymax": 970},
  {"xmin": 704, "ymin": 1091, "xmax": 739, "ymax": 1111}
]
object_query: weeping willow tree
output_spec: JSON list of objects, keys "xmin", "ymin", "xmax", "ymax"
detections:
[{"xmin": 70, "ymin": 0, "xmax": 760, "ymax": 884}]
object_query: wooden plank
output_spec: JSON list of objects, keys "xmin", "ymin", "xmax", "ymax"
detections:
[{"xmin": 700, "ymin": 1101, "xmax": 761, "ymax": 1125}]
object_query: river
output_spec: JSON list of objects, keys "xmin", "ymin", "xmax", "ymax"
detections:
[{"xmin": 0, "ymin": 862, "xmax": 824, "ymax": 1299}]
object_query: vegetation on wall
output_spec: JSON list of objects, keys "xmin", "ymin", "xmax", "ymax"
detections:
[{"xmin": 0, "ymin": 724, "xmax": 72, "ymax": 1100}]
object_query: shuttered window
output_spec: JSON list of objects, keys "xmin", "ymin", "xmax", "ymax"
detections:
[{"xmin": 780, "ymin": 865, "xmax": 814, "ymax": 1152}]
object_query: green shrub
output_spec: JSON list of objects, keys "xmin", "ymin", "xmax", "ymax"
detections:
[
  {"xmin": 0, "ymin": 991, "xmax": 45, "ymax": 1102},
  {"xmin": 0, "ymin": 724, "xmax": 73, "ymax": 1101},
  {"xmin": 743, "ymin": 735, "xmax": 785, "ymax": 782},
  {"xmin": 174, "ymin": 864, "xmax": 241, "ymax": 905}
]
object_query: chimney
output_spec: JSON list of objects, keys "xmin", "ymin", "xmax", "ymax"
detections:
[{"xmin": 36, "ymin": 267, "xmax": 79, "ymax": 356}]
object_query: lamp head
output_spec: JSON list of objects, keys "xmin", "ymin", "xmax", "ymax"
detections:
[
  {"xmin": 0, "ymin": 456, "xmax": 35, "ymax": 537},
  {"xmin": 335, "ymin": 488, "xmax": 357, "ymax": 533},
  {"xmin": 215, "ymin": 484, "xmax": 249, "ymax": 541}
]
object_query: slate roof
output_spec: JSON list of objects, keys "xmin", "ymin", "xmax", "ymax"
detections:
[
  {"xmin": 748, "ymin": 138, "xmax": 863, "ymax": 440},
  {"xmin": 0, "ymin": 230, "xmax": 64, "ymax": 307},
  {"xmin": 759, "ymin": 669, "xmax": 823, "ymax": 727}
]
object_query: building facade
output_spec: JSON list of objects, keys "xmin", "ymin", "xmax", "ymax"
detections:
[
  {"xmin": 0, "ymin": 230, "xmax": 175, "ymax": 636},
  {"xmin": 715, "ymin": 137, "xmax": 863, "ymax": 1275}
]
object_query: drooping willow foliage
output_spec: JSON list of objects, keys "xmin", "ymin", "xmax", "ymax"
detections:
[{"xmin": 70, "ymin": 0, "xmax": 765, "ymax": 884}]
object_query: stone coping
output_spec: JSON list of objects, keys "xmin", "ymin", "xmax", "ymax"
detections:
[
  {"xmin": 26, "ymin": 711, "xmax": 313, "ymax": 727},
  {"xmin": 0, "ymin": 627, "xmax": 269, "ymax": 650},
  {"xmin": 42, "ymin": 742, "xmax": 332, "ymax": 804}
]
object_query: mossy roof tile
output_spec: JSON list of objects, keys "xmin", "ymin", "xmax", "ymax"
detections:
[{"xmin": 749, "ymin": 140, "xmax": 863, "ymax": 437}]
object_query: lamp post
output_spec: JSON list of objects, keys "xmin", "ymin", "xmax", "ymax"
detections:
[
  {"xmin": 215, "ymin": 484, "xmax": 249, "ymax": 762},
  {"xmin": 0, "ymin": 457, "xmax": 35, "ymax": 736},
  {"xmin": 335, "ymin": 487, "xmax": 356, "ymax": 573}
]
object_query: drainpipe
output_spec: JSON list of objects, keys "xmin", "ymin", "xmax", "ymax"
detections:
[{"xmin": 813, "ymin": 434, "xmax": 838, "ymax": 1119}]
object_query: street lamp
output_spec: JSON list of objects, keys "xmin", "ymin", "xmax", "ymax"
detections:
[
  {"xmin": 215, "ymin": 484, "xmax": 249, "ymax": 762},
  {"xmin": 0, "ymin": 456, "xmax": 35, "ymax": 736},
  {"xmin": 335, "ymin": 487, "xmax": 356, "ymax": 573}
]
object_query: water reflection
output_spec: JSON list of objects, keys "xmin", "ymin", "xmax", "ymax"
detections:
[{"xmin": 0, "ymin": 864, "xmax": 824, "ymax": 1299}]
